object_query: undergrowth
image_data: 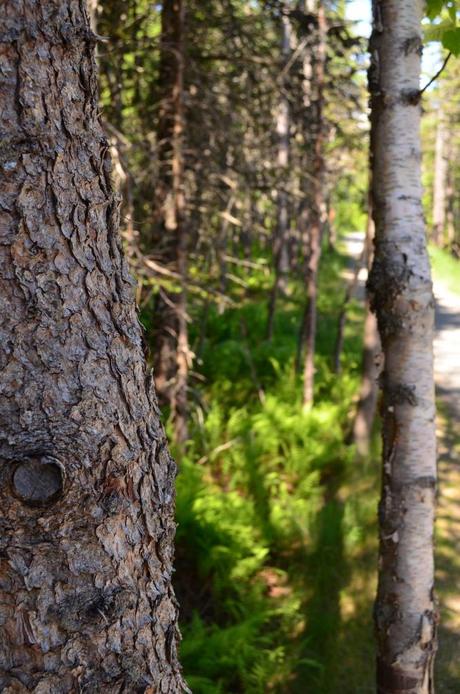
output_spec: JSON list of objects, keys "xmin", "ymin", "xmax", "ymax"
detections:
[{"xmin": 143, "ymin": 241, "xmax": 380, "ymax": 693}]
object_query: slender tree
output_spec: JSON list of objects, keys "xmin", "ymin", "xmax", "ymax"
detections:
[
  {"xmin": 0, "ymin": 1, "xmax": 185, "ymax": 690},
  {"xmin": 267, "ymin": 2, "xmax": 292, "ymax": 340},
  {"xmin": 153, "ymin": 0, "xmax": 190, "ymax": 445},
  {"xmin": 369, "ymin": 1, "xmax": 438, "ymax": 691},
  {"xmin": 302, "ymin": 0, "xmax": 327, "ymax": 407},
  {"xmin": 432, "ymin": 106, "xmax": 448, "ymax": 246},
  {"xmin": 353, "ymin": 196, "xmax": 380, "ymax": 457}
]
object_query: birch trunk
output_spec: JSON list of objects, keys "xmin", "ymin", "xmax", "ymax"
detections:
[
  {"xmin": 0, "ymin": 1, "xmax": 185, "ymax": 690},
  {"xmin": 369, "ymin": 1, "xmax": 438, "ymax": 691}
]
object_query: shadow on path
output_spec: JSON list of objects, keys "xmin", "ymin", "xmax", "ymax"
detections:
[{"xmin": 433, "ymin": 279, "xmax": 460, "ymax": 691}]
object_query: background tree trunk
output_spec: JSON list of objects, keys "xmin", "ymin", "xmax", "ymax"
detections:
[
  {"xmin": 369, "ymin": 1, "xmax": 438, "ymax": 691},
  {"xmin": 153, "ymin": 0, "xmax": 190, "ymax": 445},
  {"xmin": 432, "ymin": 108, "xmax": 447, "ymax": 246},
  {"xmin": 302, "ymin": 0, "xmax": 327, "ymax": 408},
  {"xmin": 0, "ymin": 1, "xmax": 185, "ymax": 691},
  {"xmin": 267, "ymin": 3, "xmax": 292, "ymax": 340},
  {"xmin": 353, "ymin": 197, "xmax": 380, "ymax": 457}
]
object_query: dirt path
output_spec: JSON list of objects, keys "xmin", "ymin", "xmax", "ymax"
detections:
[{"xmin": 433, "ymin": 279, "xmax": 460, "ymax": 691}]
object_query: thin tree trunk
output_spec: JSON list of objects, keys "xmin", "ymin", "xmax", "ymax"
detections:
[
  {"xmin": 154, "ymin": 0, "xmax": 190, "ymax": 445},
  {"xmin": 369, "ymin": 2, "xmax": 438, "ymax": 691},
  {"xmin": 352, "ymin": 306, "xmax": 380, "ymax": 456},
  {"xmin": 446, "ymin": 168, "xmax": 456, "ymax": 248},
  {"xmin": 352, "ymin": 198, "xmax": 380, "ymax": 457},
  {"xmin": 302, "ymin": 0, "xmax": 326, "ymax": 408},
  {"xmin": 267, "ymin": 4, "xmax": 292, "ymax": 340},
  {"xmin": 332, "ymin": 243, "xmax": 365, "ymax": 375},
  {"xmin": 0, "ymin": 1, "xmax": 185, "ymax": 691},
  {"xmin": 432, "ymin": 107, "xmax": 447, "ymax": 246}
]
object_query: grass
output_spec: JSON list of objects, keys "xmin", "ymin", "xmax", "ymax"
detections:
[{"xmin": 430, "ymin": 245, "xmax": 460, "ymax": 297}]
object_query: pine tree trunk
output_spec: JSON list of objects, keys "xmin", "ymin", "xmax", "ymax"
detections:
[
  {"xmin": 369, "ymin": 2, "xmax": 438, "ymax": 691},
  {"xmin": 153, "ymin": 0, "xmax": 189, "ymax": 445},
  {"xmin": 0, "ymin": 2, "xmax": 185, "ymax": 691}
]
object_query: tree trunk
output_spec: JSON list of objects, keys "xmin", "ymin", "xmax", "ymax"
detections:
[
  {"xmin": 369, "ymin": 2, "xmax": 438, "ymax": 691},
  {"xmin": 352, "ymin": 198, "xmax": 380, "ymax": 457},
  {"xmin": 432, "ymin": 107, "xmax": 447, "ymax": 246},
  {"xmin": 153, "ymin": 0, "xmax": 190, "ymax": 445},
  {"xmin": 332, "ymin": 243, "xmax": 364, "ymax": 375},
  {"xmin": 302, "ymin": 0, "xmax": 326, "ymax": 408},
  {"xmin": 352, "ymin": 305, "xmax": 380, "ymax": 457},
  {"xmin": 0, "ymin": 2, "xmax": 185, "ymax": 691},
  {"xmin": 267, "ymin": 4, "xmax": 292, "ymax": 340},
  {"xmin": 445, "ymin": 168, "xmax": 456, "ymax": 249}
]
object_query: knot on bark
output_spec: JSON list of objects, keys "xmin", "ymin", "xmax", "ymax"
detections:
[
  {"xmin": 368, "ymin": 251, "xmax": 412, "ymax": 339},
  {"xmin": 388, "ymin": 383, "xmax": 418, "ymax": 407},
  {"xmin": 11, "ymin": 455, "xmax": 64, "ymax": 507},
  {"xmin": 400, "ymin": 88, "xmax": 422, "ymax": 106},
  {"xmin": 402, "ymin": 35, "xmax": 423, "ymax": 56}
]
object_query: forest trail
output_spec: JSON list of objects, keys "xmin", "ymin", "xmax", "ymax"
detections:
[
  {"xmin": 433, "ymin": 277, "xmax": 460, "ymax": 691},
  {"xmin": 342, "ymin": 232, "xmax": 460, "ymax": 690}
]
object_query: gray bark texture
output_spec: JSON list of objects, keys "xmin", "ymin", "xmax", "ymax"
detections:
[
  {"xmin": 0, "ymin": 1, "xmax": 185, "ymax": 691},
  {"xmin": 369, "ymin": 1, "xmax": 438, "ymax": 692}
]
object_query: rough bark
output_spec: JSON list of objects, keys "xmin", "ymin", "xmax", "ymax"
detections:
[
  {"xmin": 153, "ymin": 0, "xmax": 189, "ymax": 445},
  {"xmin": 368, "ymin": 2, "xmax": 438, "ymax": 692},
  {"xmin": 302, "ymin": 0, "xmax": 326, "ymax": 408},
  {"xmin": 0, "ymin": 1, "xmax": 185, "ymax": 691}
]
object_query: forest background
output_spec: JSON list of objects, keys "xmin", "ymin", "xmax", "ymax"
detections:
[{"xmin": 92, "ymin": 0, "xmax": 460, "ymax": 691}]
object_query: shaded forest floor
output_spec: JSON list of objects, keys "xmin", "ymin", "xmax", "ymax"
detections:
[
  {"xmin": 170, "ymin": 232, "xmax": 380, "ymax": 693},
  {"xmin": 168, "ymin": 237, "xmax": 460, "ymax": 693}
]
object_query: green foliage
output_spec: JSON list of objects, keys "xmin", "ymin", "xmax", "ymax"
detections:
[
  {"xmin": 425, "ymin": 0, "xmax": 460, "ymax": 54},
  {"xmin": 171, "ymin": 239, "xmax": 379, "ymax": 692}
]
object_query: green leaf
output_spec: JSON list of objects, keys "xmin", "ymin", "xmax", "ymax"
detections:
[
  {"xmin": 448, "ymin": 2, "xmax": 457, "ymax": 22},
  {"xmin": 427, "ymin": 0, "xmax": 445, "ymax": 19},
  {"xmin": 442, "ymin": 26, "xmax": 460, "ymax": 54},
  {"xmin": 424, "ymin": 18, "xmax": 454, "ymax": 42}
]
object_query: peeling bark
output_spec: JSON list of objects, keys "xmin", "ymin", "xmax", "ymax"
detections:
[
  {"xmin": 369, "ymin": 2, "xmax": 438, "ymax": 692},
  {"xmin": 0, "ymin": 1, "xmax": 185, "ymax": 691}
]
